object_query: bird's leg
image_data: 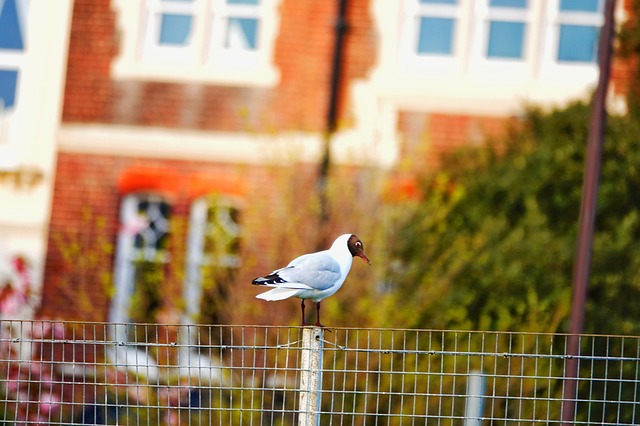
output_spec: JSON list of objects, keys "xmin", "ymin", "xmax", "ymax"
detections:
[
  {"xmin": 301, "ymin": 300, "xmax": 306, "ymax": 326},
  {"xmin": 315, "ymin": 301, "xmax": 323, "ymax": 327}
]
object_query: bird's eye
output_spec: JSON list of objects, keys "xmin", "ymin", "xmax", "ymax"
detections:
[{"xmin": 356, "ymin": 241, "xmax": 362, "ymax": 247}]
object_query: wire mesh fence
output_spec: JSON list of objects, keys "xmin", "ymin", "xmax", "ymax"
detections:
[{"xmin": 1, "ymin": 320, "xmax": 639, "ymax": 425}]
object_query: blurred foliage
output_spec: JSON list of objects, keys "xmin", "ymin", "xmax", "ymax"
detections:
[
  {"xmin": 387, "ymin": 101, "xmax": 640, "ymax": 336},
  {"xmin": 51, "ymin": 207, "xmax": 114, "ymax": 321}
]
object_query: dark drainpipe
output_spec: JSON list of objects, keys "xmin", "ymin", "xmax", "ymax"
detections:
[{"xmin": 317, "ymin": 0, "xmax": 349, "ymax": 248}]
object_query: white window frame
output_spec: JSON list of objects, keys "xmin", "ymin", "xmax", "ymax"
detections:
[
  {"xmin": 208, "ymin": 0, "xmax": 262, "ymax": 67},
  {"xmin": 399, "ymin": 0, "xmax": 465, "ymax": 76},
  {"xmin": 142, "ymin": 0, "xmax": 201, "ymax": 63},
  {"xmin": 110, "ymin": 193, "xmax": 171, "ymax": 343},
  {"xmin": 112, "ymin": 0, "xmax": 281, "ymax": 86},
  {"xmin": 538, "ymin": 0, "xmax": 602, "ymax": 84},
  {"xmin": 468, "ymin": 0, "xmax": 533, "ymax": 83},
  {"xmin": 371, "ymin": 0, "xmax": 616, "ymax": 117},
  {"xmin": 0, "ymin": 0, "xmax": 29, "ymax": 170},
  {"xmin": 183, "ymin": 195, "xmax": 241, "ymax": 327},
  {"xmin": 484, "ymin": 1, "xmax": 529, "ymax": 60}
]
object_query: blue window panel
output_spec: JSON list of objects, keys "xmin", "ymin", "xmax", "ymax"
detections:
[
  {"xmin": 417, "ymin": 17, "xmax": 455, "ymax": 55},
  {"xmin": 225, "ymin": 17, "xmax": 258, "ymax": 50},
  {"xmin": 0, "ymin": 69, "xmax": 19, "ymax": 110},
  {"xmin": 490, "ymin": 0, "xmax": 527, "ymax": 7},
  {"xmin": 560, "ymin": 0, "xmax": 599, "ymax": 12},
  {"xmin": 159, "ymin": 14, "xmax": 193, "ymax": 45},
  {"xmin": 0, "ymin": 0, "xmax": 24, "ymax": 50},
  {"xmin": 228, "ymin": 0, "xmax": 259, "ymax": 4},
  {"xmin": 558, "ymin": 24, "xmax": 598, "ymax": 62},
  {"xmin": 487, "ymin": 21, "xmax": 525, "ymax": 58},
  {"xmin": 420, "ymin": 0, "xmax": 457, "ymax": 4}
]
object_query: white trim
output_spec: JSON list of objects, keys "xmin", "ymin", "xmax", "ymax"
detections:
[
  {"xmin": 57, "ymin": 122, "xmax": 399, "ymax": 167},
  {"xmin": 57, "ymin": 124, "xmax": 323, "ymax": 163}
]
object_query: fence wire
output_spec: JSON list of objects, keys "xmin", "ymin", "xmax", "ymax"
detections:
[{"xmin": 1, "ymin": 320, "xmax": 639, "ymax": 425}]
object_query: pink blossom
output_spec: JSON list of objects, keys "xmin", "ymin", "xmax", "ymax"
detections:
[
  {"xmin": 0, "ymin": 289, "xmax": 27, "ymax": 315},
  {"xmin": 38, "ymin": 393, "xmax": 61, "ymax": 414},
  {"xmin": 52, "ymin": 322, "xmax": 65, "ymax": 339},
  {"xmin": 164, "ymin": 410, "xmax": 180, "ymax": 426},
  {"xmin": 5, "ymin": 378, "xmax": 21, "ymax": 393},
  {"xmin": 121, "ymin": 215, "xmax": 149, "ymax": 236}
]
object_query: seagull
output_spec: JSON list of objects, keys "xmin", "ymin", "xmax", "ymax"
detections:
[{"xmin": 252, "ymin": 234, "xmax": 371, "ymax": 326}]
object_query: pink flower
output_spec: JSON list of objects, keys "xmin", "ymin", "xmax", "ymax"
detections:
[
  {"xmin": 52, "ymin": 322, "xmax": 65, "ymax": 339},
  {"xmin": 0, "ymin": 288, "xmax": 28, "ymax": 315},
  {"xmin": 121, "ymin": 215, "xmax": 149, "ymax": 236},
  {"xmin": 10, "ymin": 256, "xmax": 32, "ymax": 289},
  {"xmin": 38, "ymin": 393, "xmax": 61, "ymax": 414},
  {"xmin": 5, "ymin": 378, "xmax": 21, "ymax": 394},
  {"xmin": 164, "ymin": 410, "xmax": 180, "ymax": 426}
]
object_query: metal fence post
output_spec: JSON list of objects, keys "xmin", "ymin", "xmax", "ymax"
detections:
[
  {"xmin": 464, "ymin": 370, "xmax": 486, "ymax": 426},
  {"xmin": 298, "ymin": 327, "xmax": 324, "ymax": 426}
]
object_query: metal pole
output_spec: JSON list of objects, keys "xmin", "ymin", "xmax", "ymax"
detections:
[
  {"xmin": 298, "ymin": 327, "xmax": 324, "ymax": 426},
  {"xmin": 562, "ymin": 0, "xmax": 616, "ymax": 424}
]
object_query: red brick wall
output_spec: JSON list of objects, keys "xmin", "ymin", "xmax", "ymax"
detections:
[
  {"xmin": 46, "ymin": 0, "xmax": 379, "ymax": 324},
  {"xmin": 611, "ymin": 0, "xmax": 638, "ymax": 105},
  {"xmin": 397, "ymin": 111, "xmax": 515, "ymax": 174},
  {"xmin": 40, "ymin": 151, "xmax": 332, "ymax": 323},
  {"xmin": 61, "ymin": 0, "xmax": 375, "ymax": 132}
]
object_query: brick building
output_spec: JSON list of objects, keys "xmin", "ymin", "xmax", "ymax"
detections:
[{"xmin": 0, "ymin": 0, "xmax": 633, "ymax": 330}]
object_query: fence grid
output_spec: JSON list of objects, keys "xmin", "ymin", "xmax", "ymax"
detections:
[{"xmin": 1, "ymin": 320, "xmax": 639, "ymax": 425}]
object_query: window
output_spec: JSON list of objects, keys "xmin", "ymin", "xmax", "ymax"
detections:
[
  {"xmin": 0, "ymin": 0, "xmax": 25, "ymax": 111},
  {"xmin": 112, "ymin": 0, "xmax": 280, "ymax": 86},
  {"xmin": 486, "ymin": 0, "xmax": 528, "ymax": 59},
  {"xmin": 0, "ymin": 0, "xmax": 27, "ymax": 168},
  {"xmin": 414, "ymin": 0, "xmax": 458, "ymax": 56},
  {"xmin": 111, "ymin": 194, "xmax": 171, "ymax": 343},
  {"xmin": 184, "ymin": 195, "xmax": 240, "ymax": 328},
  {"xmin": 556, "ymin": 0, "xmax": 602, "ymax": 63},
  {"xmin": 143, "ymin": 0, "xmax": 197, "ymax": 61},
  {"xmin": 218, "ymin": 0, "xmax": 261, "ymax": 51}
]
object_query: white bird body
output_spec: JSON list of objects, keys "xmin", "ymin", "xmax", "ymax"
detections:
[{"xmin": 252, "ymin": 233, "xmax": 370, "ymax": 326}]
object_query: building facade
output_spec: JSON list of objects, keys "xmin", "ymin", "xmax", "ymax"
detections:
[{"xmin": 0, "ymin": 0, "xmax": 632, "ymax": 328}]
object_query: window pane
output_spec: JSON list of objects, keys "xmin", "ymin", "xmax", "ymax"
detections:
[
  {"xmin": 420, "ymin": 0, "xmax": 457, "ymax": 4},
  {"xmin": 0, "ymin": 69, "xmax": 18, "ymax": 110},
  {"xmin": 417, "ymin": 17, "xmax": 454, "ymax": 55},
  {"xmin": 558, "ymin": 24, "xmax": 598, "ymax": 62},
  {"xmin": 487, "ymin": 21, "xmax": 525, "ymax": 59},
  {"xmin": 159, "ymin": 13, "xmax": 193, "ymax": 45},
  {"xmin": 0, "ymin": 0, "xmax": 24, "ymax": 50},
  {"xmin": 490, "ymin": 0, "xmax": 527, "ymax": 7},
  {"xmin": 134, "ymin": 198, "xmax": 170, "ymax": 251},
  {"xmin": 225, "ymin": 17, "xmax": 258, "ymax": 50},
  {"xmin": 560, "ymin": 0, "xmax": 599, "ymax": 12}
]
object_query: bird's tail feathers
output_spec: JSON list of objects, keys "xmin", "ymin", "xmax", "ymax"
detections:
[{"xmin": 256, "ymin": 287, "xmax": 301, "ymax": 301}]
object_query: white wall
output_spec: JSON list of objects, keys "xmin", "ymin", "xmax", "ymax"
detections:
[{"xmin": 0, "ymin": 0, "xmax": 74, "ymax": 318}]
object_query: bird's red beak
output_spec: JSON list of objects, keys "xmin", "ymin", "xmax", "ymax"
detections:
[{"xmin": 358, "ymin": 249, "xmax": 371, "ymax": 265}]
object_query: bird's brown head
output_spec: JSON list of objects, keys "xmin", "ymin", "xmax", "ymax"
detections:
[{"xmin": 347, "ymin": 234, "xmax": 371, "ymax": 265}]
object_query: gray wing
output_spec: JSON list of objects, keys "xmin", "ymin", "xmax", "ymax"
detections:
[{"xmin": 276, "ymin": 253, "xmax": 341, "ymax": 291}]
